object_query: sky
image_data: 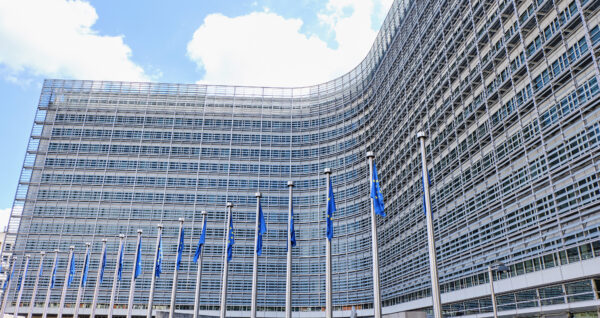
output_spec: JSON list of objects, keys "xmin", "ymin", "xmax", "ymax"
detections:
[{"xmin": 0, "ymin": 0, "xmax": 394, "ymax": 230}]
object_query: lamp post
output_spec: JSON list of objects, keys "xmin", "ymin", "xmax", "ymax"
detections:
[{"xmin": 488, "ymin": 262, "xmax": 509, "ymax": 318}]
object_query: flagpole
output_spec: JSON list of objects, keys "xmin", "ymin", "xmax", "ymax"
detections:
[
  {"xmin": 42, "ymin": 250, "xmax": 58, "ymax": 318},
  {"xmin": 28, "ymin": 251, "xmax": 45, "ymax": 318},
  {"xmin": 90, "ymin": 239, "xmax": 107, "ymax": 318},
  {"xmin": 324, "ymin": 168, "xmax": 333, "ymax": 318},
  {"xmin": 14, "ymin": 254, "xmax": 30, "ymax": 317},
  {"xmin": 170, "ymin": 218, "xmax": 185, "ymax": 317},
  {"xmin": 194, "ymin": 211, "xmax": 207, "ymax": 318},
  {"xmin": 219, "ymin": 202, "xmax": 233, "ymax": 318},
  {"xmin": 251, "ymin": 192, "xmax": 262, "ymax": 318},
  {"xmin": 127, "ymin": 229, "xmax": 143, "ymax": 318},
  {"xmin": 417, "ymin": 132, "xmax": 442, "ymax": 318},
  {"xmin": 58, "ymin": 245, "xmax": 75, "ymax": 318},
  {"xmin": 286, "ymin": 180, "xmax": 294, "ymax": 318},
  {"xmin": 148, "ymin": 224, "xmax": 163, "ymax": 318},
  {"xmin": 109, "ymin": 234, "xmax": 125, "ymax": 318},
  {"xmin": 0, "ymin": 256, "xmax": 16, "ymax": 317},
  {"xmin": 367, "ymin": 151, "xmax": 382, "ymax": 318},
  {"xmin": 73, "ymin": 242, "xmax": 90, "ymax": 318}
]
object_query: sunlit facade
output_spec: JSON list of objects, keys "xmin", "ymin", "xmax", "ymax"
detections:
[{"xmin": 3, "ymin": 0, "xmax": 600, "ymax": 316}]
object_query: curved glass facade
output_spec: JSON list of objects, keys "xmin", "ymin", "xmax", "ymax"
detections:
[{"xmin": 3, "ymin": 0, "xmax": 600, "ymax": 316}]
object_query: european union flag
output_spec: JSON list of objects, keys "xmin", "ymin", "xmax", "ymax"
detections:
[
  {"xmin": 256, "ymin": 200, "xmax": 267, "ymax": 255},
  {"xmin": 156, "ymin": 233, "xmax": 163, "ymax": 277},
  {"xmin": 99, "ymin": 247, "xmax": 107, "ymax": 283},
  {"xmin": 134, "ymin": 237, "xmax": 142, "ymax": 279},
  {"xmin": 327, "ymin": 178, "xmax": 336, "ymax": 240},
  {"xmin": 370, "ymin": 163, "xmax": 385, "ymax": 217},
  {"xmin": 3, "ymin": 262, "xmax": 14, "ymax": 291},
  {"xmin": 81, "ymin": 249, "xmax": 90, "ymax": 287},
  {"xmin": 422, "ymin": 172, "xmax": 431, "ymax": 215},
  {"xmin": 17, "ymin": 260, "xmax": 28, "ymax": 292},
  {"xmin": 176, "ymin": 228, "xmax": 184, "ymax": 270},
  {"xmin": 289, "ymin": 206, "xmax": 296, "ymax": 249},
  {"xmin": 117, "ymin": 244, "xmax": 124, "ymax": 281},
  {"xmin": 67, "ymin": 254, "xmax": 75, "ymax": 288},
  {"xmin": 193, "ymin": 217, "xmax": 206, "ymax": 263},
  {"xmin": 50, "ymin": 256, "xmax": 58, "ymax": 288},
  {"xmin": 226, "ymin": 214, "xmax": 235, "ymax": 262}
]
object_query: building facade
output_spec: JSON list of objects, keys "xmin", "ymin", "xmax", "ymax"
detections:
[{"xmin": 3, "ymin": 0, "xmax": 600, "ymax": 316}]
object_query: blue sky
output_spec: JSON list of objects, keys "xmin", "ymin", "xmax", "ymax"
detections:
[{"xmin": 0, "ymin": 0, "xmax": 393, "ymax": 229}]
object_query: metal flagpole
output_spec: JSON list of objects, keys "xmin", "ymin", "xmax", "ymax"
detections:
[
  {"xmin": 219, "ymin": 202, "xmax": 233, "ymax": 318},
  {"xmin": 251, "ymin": 193, "xmax": 261, "ymax": 318},
  {"xmin": 127, "ymin": 229, "xmax": 143, "ymax": 318},
  {"xmin": 58, "ymin": 245, "xmax": 75, "ymax": 318},
  {"xmin": 14, "ymin": 254, "xmax": 31, "ymax": 317},
  {"xmin": 90, "ymin": 239, "xmax": 107, "ymax": 318},
  {"xmin": 417, "ymin": 132, "xmax": 442, "ymax": 318},
  {"xmin": 286, "ymin": 180, "xmax": 294, "ymax": 318},
  {"xmin": 109, "ymin": 234, "xmax": 125, "ymax": 318},
  {"xmin": 193, "ymin": 211, "xmax": 207, "ymax": 318},
  {"xmin": 170, "ymin": 218, "xmax": 185, "ymax": 318},
  {"xmin": 74, "ymin": 242, "xmax": 91, "ymax": 318},
  {"xmin": 0, "ymin": 256, "xmax": 16, "ymax": 317},
  {"xmin": 367, "ymin": 151, "xmax": 382, "ymax": 318},
  {"xmin": 28, "ymin": 251, "xmax": 45, "ymax": 318},
  {"xmin": 325, "ymin": 168, "xmax": 333, "ymax": 318},
  {"xmin": 148, "ymin": 224, "xmax": 163, "ymax": 318},
  {"xmin": 42, "ymin": 250, "xmax": 58, "ymax": 318}
]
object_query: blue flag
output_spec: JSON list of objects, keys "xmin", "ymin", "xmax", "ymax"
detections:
[
  {"xmin": 3, "ymin": 262, "xmax": 15, "ymax": 291},
  {"xmin": 67, "ymin": 254, "xmax": 75, "ymax": 288},
  {"xmin": 81, "ymin": 249, "xmax": 90, "ymax": 287},
  {"xmin": 289, "ymin": 205, "xmax": 296, "ymax": 249},
  {"xmin": 99, "ymin": 246, "xmax": 107, "ymax": 283},
  {"xmin": 370, "ymin": 163, "xmax": 385, "ymax": 217},
  {"xmin": 134, "ymin": 237, "xmax": 142, "ymax": 279},
  {"xmin": 327, "ymin": 178, "xmax": 336, "ymax": 240},
  {"xmin": 176, "ymin": 227, "xmax": 184, "ymax": 270},
  {"xmin": 50, "ymin": 256, "xmax": 58, "ymax": 288},
  {"xmin": 422, "ymin": 172, "xmax": 431, "ymax": 215},
  {"xmin": 17, "ymin": 260, "xmax": 28, "ymax": 292},
  {"xmin": 156, "ymin": 233, "xmax": 163, "ymax": 277},
  {"xmin": 256, "ymin": 200, "xmax": 267, "ymax": 255},
  {"xmin": 193, "ymin": 217, "xmax": 207, "ymax": 263},
  {"xmin": 226, "ymin": 214, "xmax": 235, "ymax": 262},
  {"xmin": 117, "ymin": 243, "xmax": 124, "ymax": 281}
]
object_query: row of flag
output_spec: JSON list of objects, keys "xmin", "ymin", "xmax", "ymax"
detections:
[{"xmin": 1, "ymin": 162, "xmax": 389, "ymax": 318}]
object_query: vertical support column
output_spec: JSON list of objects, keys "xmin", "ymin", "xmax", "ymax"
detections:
[
  {"xmin": 325, "ymin": 168, "xmax": 333, "ymax": 318},
  {"xmin": 90, "ymin": 239, "xmax": 107, "ymax": 318},
  {"xmin": 148, "ymin": 224, "xmax": 163, "ymax": 318},
  {"xmin": 28, "ymin": 251, "xmax": 45, "ymax": 318},
  {"xmin": 58, "ymin": 246, "xmax": 75, "ymax": 318},
  {"xmin": 367, "ymin": 152, "xmax": 382, "ymax": 318},
  {"xmin": 417, "ymin": 132, "xmax": 442, "ymax": 318},
  {"xmin": 194, "ymin": 211, "xmax": 207, "ymax": 318},
  {"xmin": 488, "ymin": 266, "xmax": 498, "ymax": 318},
  {"xmin": 219, "ymin": 202, "xmax": 233, "ymax": 318},
  {"xmin": 251, "ymin": 193, "xmax": 261, "ymax": 318},
  {"xmin": 286, "ymin": 181, "xmax": 294, "ymax": 318}
]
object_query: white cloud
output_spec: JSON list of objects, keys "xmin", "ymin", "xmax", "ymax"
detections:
[
  {"xmin": 0, "ymin": 0, "xmax": 154, "ymax": 82},
  {"xmin": 187, "ymin": 0, "xmax": 393, "ymax": 87},
  {"xmin": 0, "ymin": 208, "xmax": 11, "ymax": 233}
]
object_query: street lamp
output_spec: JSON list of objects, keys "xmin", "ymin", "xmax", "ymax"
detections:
[{"xmin": 488, "ymin": 262, "xmax": 510, "ymax": 318}]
